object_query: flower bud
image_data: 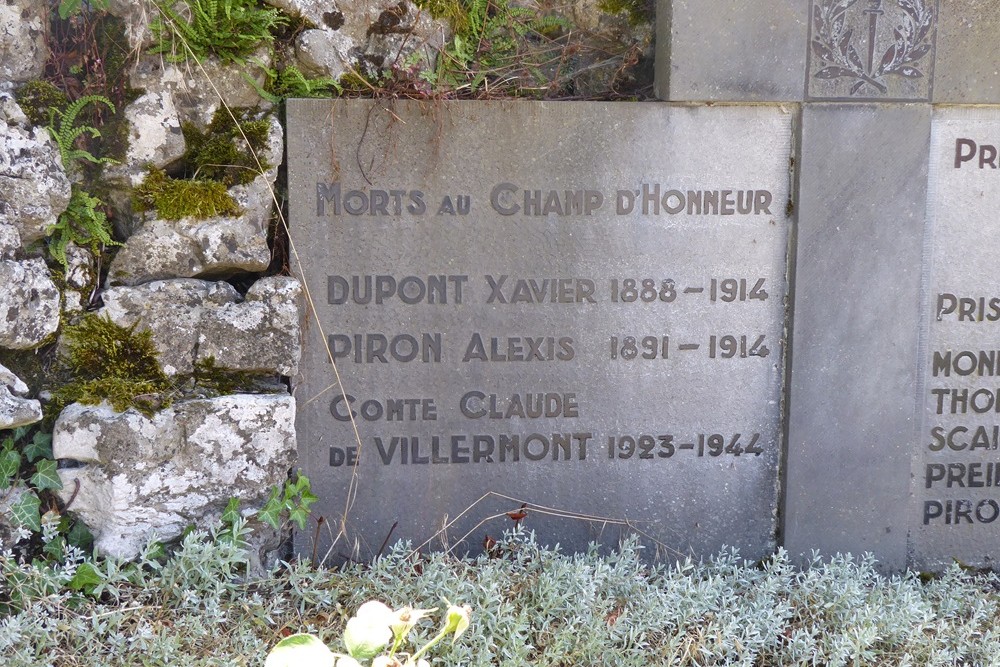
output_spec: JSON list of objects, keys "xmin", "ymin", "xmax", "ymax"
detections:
[
  {"xmin": 443, "ymin": 604, "xmax": 472, "ymax": 641},
  {"xmin": 265, "ymin": 633, "xmax": 335, "ymax": 667}
]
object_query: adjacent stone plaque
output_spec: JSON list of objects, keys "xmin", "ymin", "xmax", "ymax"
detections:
[
  {"xmin": 784, "ymin": 104, "xmax": 930, "ymax": 571},
  {"xmin": 932, "ymin": 1, "xmax": 1000, "ymax": 103},
  {"xmin": 288, "ymin": 100, "xmax": 792, "ymax": 561},
  {"xmin": 915, "ymin": 108, "xmax": 1000, "ymax": 569}
]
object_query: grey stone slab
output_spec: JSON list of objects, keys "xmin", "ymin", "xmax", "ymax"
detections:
[
  {"xmin": 913, "ymin": 108, "xmax": 1000, "ymax": 569},
  {"xmin": 784, "ymin": 104, "xmax": 930, "ymax": 571},
  {"xmin": 932, "ymin": 1, "xmax": 1000, "ymax": 103},
  {"xmin": 655, "ymin": 0, "xmax": 809, "ymax": 102},
  {"xmin": 806, "ymin": 0, "xmax": 938, "ymax": 102},
  {"xmin": 288, "ymin": 100, "xmax": 793, "ymax": 561}
]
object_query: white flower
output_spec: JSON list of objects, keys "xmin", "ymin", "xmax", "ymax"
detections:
[
  {"xmin": 336, "ymin": 658, "xmax": 363, "ymax": 667},
  {"xmin": 444, "ymin": 604, "xmax": 472, "ymax": 641},
  {"xmin": 390, "ymin": 606, "xmax": 436, "ymax": 640},
  {"xmin": 265, "ymin": 633, "xmax": 335, "ymax": 667},
  {"xmin": 343, "ymin": 601, "xmax": 394, "ymax": 660},
  {"xmin": 371, "ymin": 656, "xmax": 402, "ymax": 667}
]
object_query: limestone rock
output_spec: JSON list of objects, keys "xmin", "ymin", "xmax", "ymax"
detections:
[
  {"xmin": 0, "ymin": 90, "xmax": 28, "ymax": 126},
  {"xmin": 0, "ymin": 109, "xmax": 72, "ymax": 244},
  {"xmin": 99, "ymin": 279, "xmax": 241, "ymax": 376},
  {"xmin": 0, "ymin": 0, "xmax": 47, "ymax": 83},
  {"xmin": 198, "ymin": 277, "xmax": 302, "ymax": 376},
  {"xmin": 0, "ymin": 362, "xmax": 41, "ymax": 429},
  {"xmin": 130, "ymin": 52, "xmax": 270, "ymax": 129},
  {"xmin": 54, "ymin": 394, "xmax": 297, "ymax": 559},
  {"xmin": 0, "ymin": 258, "xmax": 60, "ymax": 349},
  {"xmin": 105, "ymin": 0, "xmax": 155, "ymax": 50},
  {"xmin": 62, "ymin": 243, "xmax": 97, "ymax": 313},
  {"xmin": 285, "ymin": 0, "xmax": 447, "ymax": 80},
  {"xmin": 0, "ymin": 223, "xmax": 20, "ymax": 259},
  {"xmin": 106, "ymin": 90, "xmax": 186, "ymax": 187},
  {"xmin": 108, "ymin": 117, "xmax": 282, "ymax": 286},
  {"xmin": 99, "ymin": 276, "xmax": 301, "ymax": 376}
]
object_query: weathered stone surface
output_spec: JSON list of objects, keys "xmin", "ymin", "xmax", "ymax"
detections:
[
  {"xmin": 62, "ymin": 243, "xmax": 97, "ymax": 314},
  {"xmin": 0, "ymin": 108, "xmax": 72, "ymax": 244},
  {"xmin": 289, "ymin": 100, "xmax": 793, "ymax": 561},
  {"xmin": 130, "ymin": 52, "xmax": 270, "ymax": 129},
  {"xmin": 933, "ymin": 0, "xmax": 1000, "ymax": 103},
  {"xmin": 0, "ymin": 223, "xmax": 19, "ymax": 259},
  {"xmin": 100, "ymin": 277, "xmax": 301, "ymax": 376},
  {"xmin": 54, "ymin": 394, "xmax": 296, "ymax": 559},
  {"xmin": 784, "ymin": 104, "xmax": 930, "ymax": 571},
  {"xmin": 656, "ymin": 0, "xmax": 808, "ymax": 102},
  {"xmin": 105, "ymin": 0, "xmax": 155, "ymax": 50},
  {"xmin": 0, "ymin": 0, "xmax": 47, "ymax": 83},
  {"xmin": 99, "ymin": 279, "xmax": 241, "ymax": 376},
  {"xmin": 108, "ymin": 117, "xmax": 282, "ymax": 286},
  {"xmin": 106, "ymin": 90, "xmax": 186, "ymax": 187},
  {"xmin": 0, "ymin": 362, "xmax": 41, "ymax": 429},
  {"xmin": 0, "ymin": 90, "xmax": 28, "ymax": 126},
  {"xmin": 289, "ymin": 0, "xmax": 447, "ymax": 80},
  {"xmin": 0, "ymin": 258, "xmax": 60, "ymax": 349},
  {"xmin": 198, "ymin": 277, "xmax": 302, "ymax": 376}
]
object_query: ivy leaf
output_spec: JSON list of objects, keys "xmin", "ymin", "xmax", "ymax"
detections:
[
  {"xmin": 44, "ymin": 536, "xmax": 65, "ymax": 561},
  {"xmin": 68, "ymin": 562, "xmax": 104, "ymax": 594},
  {"xmin": 222, "ymin": 496, "xmax": 241, "ymax": 525},
  {"xmin": 31, "ymin": 459, "xmax": 63, "ymax": 491},
  {"xmin": 0, "ymin": 448, "xmax": 21, "ymax": 489},
  {"xmin": 288, "ymin": 505, "xmax": 310, "ymax": 530},
  {"xmin": 258, "ymin": 487, "xmax": 283, "ymax": 529},
  {"xmin": 23, "ymin": 433, "xmax": 53, "ymax": 463},
  {"xmin": 11, "ymin": 490, "xmax": 41, "ymax": 531},
  {"xmin": 66, "ymin": 520, "xmax": 94, "ymax": 551}
]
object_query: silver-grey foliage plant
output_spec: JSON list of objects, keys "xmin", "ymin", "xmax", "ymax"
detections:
[{"xmin": 3, "ymin": 525, "xmax": 1000, "ymax": 666}]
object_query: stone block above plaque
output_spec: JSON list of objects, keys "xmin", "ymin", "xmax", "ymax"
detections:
[
  {"xmin": 932, "ymin": 1, "xmax": 1000, "ymax": 103},
  {"xmin": 287, "ymin": 100, "xmax": 794, "ymax": 561},
  {"xmin": 655, "ymin": 0, "xmax": 809, "ymax": 102}
]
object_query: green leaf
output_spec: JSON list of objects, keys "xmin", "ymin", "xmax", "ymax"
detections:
[
  {"xmin": 68, "ymin": 562, "xmax": 104, "ymax": 594},
  {"xmin": 0, "ymin": 448, "xmax": 21, "ymax": 489},
  {"xmin": 43, "ymin": 536, "xmax": 65, "ymax": 561},
  {"xmin": 11, "ymin": 490, "xmax": 41, "ymax": 531},
  {"xmin": 23, "ymin": 432, "xmax": 53, "ymax": 462},
  {"xmin": 288, "ymin": 505, "xmax": 310, "ymax": 530},
  {"xmin": 66, "ymin": 520, "xmax": 94, "ymax": 551},
  {"xmin": 258, "ymin": 487, "xmax": 283, "ymax": 529},
  {"xmin": 58, "ymin": 0, "xmax": 83, "ymax": 20},
  {"xmin": 31, "ymin": 459, "xmax": 63, "ymax": 491},
  {"xmin": 222, "ymin": 496, "xmax": 241, "ymax": 525}
]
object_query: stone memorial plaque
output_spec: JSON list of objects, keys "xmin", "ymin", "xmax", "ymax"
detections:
[
  {"xmin": 288, "ymin": 100, "xmax": 792, "ymax": 561},
  {"xmin": 932, "ymin": 0, "xmax": 1000, "ymax": 104},
  {"xmin": 915, "ymin": 108, "xmax": 1000, "ymax": 569}
]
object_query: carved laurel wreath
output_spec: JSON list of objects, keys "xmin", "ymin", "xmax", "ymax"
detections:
[{"xmin": 811, "ymin": 0, "xmax": 935, "ymax": 95}]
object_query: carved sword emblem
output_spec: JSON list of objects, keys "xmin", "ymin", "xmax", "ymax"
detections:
[{"xmin": 810, "ymin": 0, "xmax": 935, "ymax": 97}]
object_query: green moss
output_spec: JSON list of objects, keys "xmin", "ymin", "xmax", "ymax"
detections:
[
  {"xmin": 597, "ymin": 0, "xmax": 653, "ymax": 26},
  {"xmin": 182, "ymin": 108, "xmax": 271, "ymax": 187},
  {"xmin": 413, "ymin": 0, "xmax": 469, "ymax": 33},
  {"xmin": 134, "ymin": 167, "xmax": 241, "ymax": 220},
  {"xmin": 52, "ymin": 314, "xmax": 172, "ymax": 416},
  {"xmin": 189, "ymin": 357, "xmax": 264, "ymax": 396},
  {"xmin": 16, "ymin": 81, "xmax": 69, "ymax": 127}
]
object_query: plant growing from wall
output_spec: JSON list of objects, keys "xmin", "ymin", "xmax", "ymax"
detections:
[
  {"xmin": 150, "ymin": 0, "xmax": 288, "ymax": 64},
  {"xmin": 46, "ymin": 95, "xmax": 118, "ymax": 170},
  {"xmin": 422, "ymin": 0, "xmax": 568, "ymax": 94},
  {"xmin": 47, "ymin": 186, "xmax": 121, "ymax": 272},
  {"xmin": 257, "ymin": 473, "xmax": 317, "ymax": 531},
  {"xmin": 182, "ymin": 107, "xmax": 272, "ymax": 187},
  {"xmin": 52, "ymin": 314, "xmax": 172, "ymax": 416},
  {"xmin": 133, "ymin": 166, "xmax": 242, "ymax": 220}
]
